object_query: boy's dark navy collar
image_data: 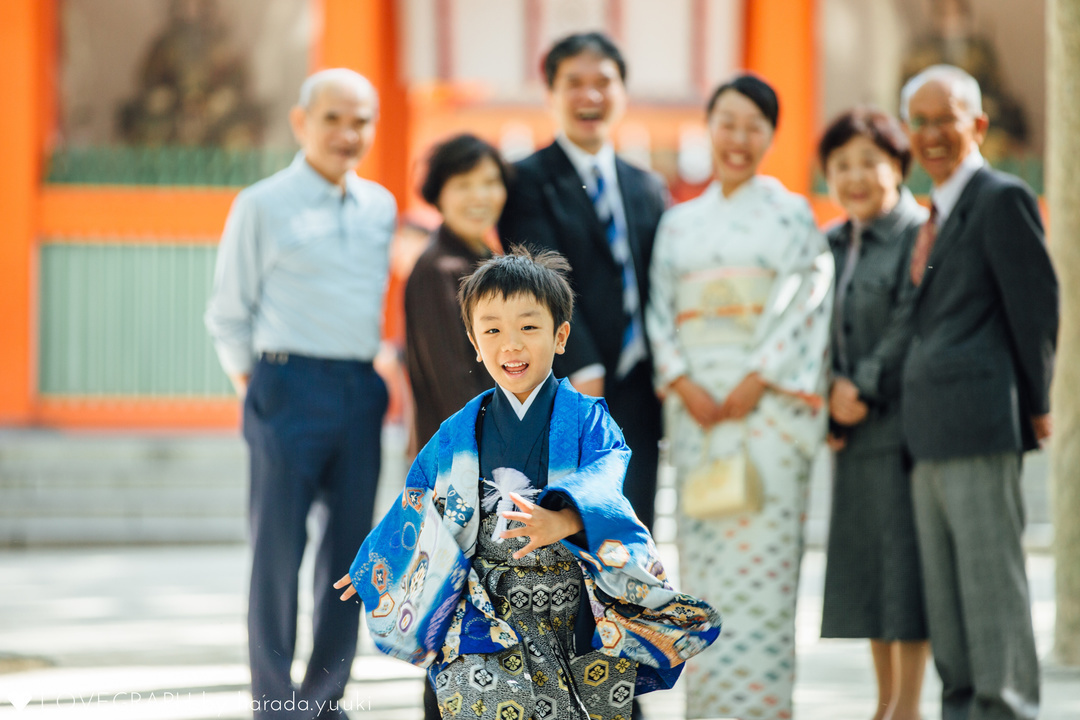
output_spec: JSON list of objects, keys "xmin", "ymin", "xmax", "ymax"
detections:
[{"xmin": 492, "ymin": 372, "xmax": 558, "ymax": 423}]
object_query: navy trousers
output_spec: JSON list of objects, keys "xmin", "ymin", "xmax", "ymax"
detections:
[
  {"xmin": 605, "ymin": 362, "xmax": 662, "ymax": 531},
  {"xmin": 244, "ymin": 353, "xmax": 387, "ymax": 719}
]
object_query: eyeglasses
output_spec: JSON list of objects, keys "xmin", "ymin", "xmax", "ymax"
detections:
[{"xmin": 907, "ymin": 114, "xmax": 968, "ymax": 132}]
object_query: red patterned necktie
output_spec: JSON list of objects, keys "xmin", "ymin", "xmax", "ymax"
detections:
[{"xmin": 910, "ymin": 203, "xmax": 939, "ymax": 286}]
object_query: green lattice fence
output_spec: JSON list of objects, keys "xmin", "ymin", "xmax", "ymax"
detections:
[
  {"xmin": 46, "ymin": 146, "xmax": 294, "ymax": 186},
  {"xmin": 38, "ymin": 242, "xmax": 232, "ymax": 397}
]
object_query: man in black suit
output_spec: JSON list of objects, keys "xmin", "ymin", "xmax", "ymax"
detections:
[
  {"xmin": 499, "ymin": 32, "xmax": 666, "ymax": 530},
  {"xmin": 900, "ymin": 64, "xmax": 1058, "ymax": 720}
]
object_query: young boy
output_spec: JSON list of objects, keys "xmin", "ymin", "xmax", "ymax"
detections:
[{"xmin": 335, "ymin": 248, "xmax": 719, "ymax": 720}]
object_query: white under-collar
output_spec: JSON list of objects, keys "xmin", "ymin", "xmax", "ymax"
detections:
[
  {"xmin": 556, "ymin": 134, "xmax": 619, "ymax": 195},
  {"xmin": 704, "ymin": 175, "xmax": 778, "ymax": 204},
  {"xmin": 498, "ymin": 372, "xmax": 553, "ymax": 420},
  {"xmin": 931, "ymin": 145, "xmax": 985, "ymax": 225}
]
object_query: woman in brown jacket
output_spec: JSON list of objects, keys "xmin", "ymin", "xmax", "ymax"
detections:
[{"xmin": 405, "ymin": 134, "xmax": 509, "ymax": 451}]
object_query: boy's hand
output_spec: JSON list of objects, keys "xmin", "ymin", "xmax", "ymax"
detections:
[
  {"xmin": 334, "ymin": 574, "xmax": 357, "ymax": 601},
  {"xmin": 500, "ymin": 492, "xmax": 584, "ymax": 560}
]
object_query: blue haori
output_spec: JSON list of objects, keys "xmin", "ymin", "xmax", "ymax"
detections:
[{"xmin": 349, "ymin": 378, "xmax": 721, "ymax": 694}]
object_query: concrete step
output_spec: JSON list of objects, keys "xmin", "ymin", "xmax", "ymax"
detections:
[
  {"xmin": 0, "ymin": 424, "xmax": 418, "ymax": 548},
  {"xmin": 0, "ymin": 431, "xmax": 248, "ymax": 546},
  {"xmin": 0, "ymin": 427, "xmax": 1054, "ymax": 548}
]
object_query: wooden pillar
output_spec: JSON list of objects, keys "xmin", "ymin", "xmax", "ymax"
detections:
[
  {"xmin": 1047, "ymin": 0, "xmax": 1080, "ymax": 667},
  {"xmin": 321, "ymin": 0, "xmax": 410, "ymax": 206},
  {"xmin": 0, "ymin": 0, "xmax": 41, "ymax": 424},
  {"xmin": 743, "ymin": 0, "xmax": 817, "ymax": 195}
]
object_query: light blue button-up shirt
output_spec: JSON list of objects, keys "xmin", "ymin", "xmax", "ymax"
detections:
[{"xmin": 205, "ymin": 153, "xmax": 397, "ymax": 376}]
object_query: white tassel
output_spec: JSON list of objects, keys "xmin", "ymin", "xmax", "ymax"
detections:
[{"xmin": 482, "ymin": 467, "xmax": 540, "ymax": 543}]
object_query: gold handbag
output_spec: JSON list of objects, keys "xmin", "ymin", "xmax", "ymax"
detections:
[{"xmin": 681, "ymin": 428, "xmax": 763, "ymax": 520}]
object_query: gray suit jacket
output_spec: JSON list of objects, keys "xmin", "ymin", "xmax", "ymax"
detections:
[
  {"xmin": 901, "ymin": 166, "xmax": 1058, "ymax": 460},
  {"xmin": 830, "ymin": 189, "xmax": 926, "ymax": 453}
]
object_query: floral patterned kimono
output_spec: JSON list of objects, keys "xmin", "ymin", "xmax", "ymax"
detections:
[
  {"xmin": 646, "ymin": 177, "xmax": 834, "ymax": 720},
  {"xmin": 349, "ymin": 378, "xmax": 721, "ymax": 720}
]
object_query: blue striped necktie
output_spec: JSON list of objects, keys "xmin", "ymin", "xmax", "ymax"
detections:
[{"xmin": 589, "ymin": 164, "xmax": 646, "ymax": 378}]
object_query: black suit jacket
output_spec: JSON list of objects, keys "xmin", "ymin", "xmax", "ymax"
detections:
[
  {"xmin": 497, "ymin": 142, "xmax": 667, "ymax": 381},
  {"xmin": 901, "ymin": 166, "xmax": 1058, "ymax": 460}
]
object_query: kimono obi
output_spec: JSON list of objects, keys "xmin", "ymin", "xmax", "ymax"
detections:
[{"xmin": 674, "ymin": 266, "xmax": 777, "ymax": 348}]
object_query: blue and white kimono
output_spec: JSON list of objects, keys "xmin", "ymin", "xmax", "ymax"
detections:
[{"xmin": 349, "ymin": 378, "xmax": 721, "ymax": 698}]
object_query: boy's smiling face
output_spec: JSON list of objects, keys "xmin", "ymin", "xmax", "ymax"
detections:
[{"xmin": 468, "ymin": 292, "xmax": 570, "ymax": 402}]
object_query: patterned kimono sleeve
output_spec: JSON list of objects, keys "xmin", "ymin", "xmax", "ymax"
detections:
[
  {"xmin": 544, "ymin": 400, "xmax": 721, "ymax": 680},
  {"xmin": 645, "ymin": 212, "xmax": 691, "ymax": 389},
  {"xmin": 349, "ymin": 433, "xmax": 471, "ymax": 668},
  {"xmin": 542, "ymin": 399, "xmax": 635, "ymax": 533},
  {"xmin": 745, "ymin": 208, "xmax": 835, "ymax": 399}
]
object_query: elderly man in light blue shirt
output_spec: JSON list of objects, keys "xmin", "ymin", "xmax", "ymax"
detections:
[{"xmin": 206, "ymin": 68, "xmax": 396, "ymax": 719}]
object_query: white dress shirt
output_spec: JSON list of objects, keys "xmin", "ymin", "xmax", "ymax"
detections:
[
  {"xmin": 554, "ymin": 135, "xmax": 646, "ymax": 382},
  {"xmin": 556, "ymin": 134, "xmax": 624, "ymax": 218},
  {"xmin": 931, "ymin": 145, "xmax": 986, "ymax": 226}
]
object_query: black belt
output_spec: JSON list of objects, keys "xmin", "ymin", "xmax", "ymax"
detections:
[{"xmin": 260, "ymin": 351, "xmax": 374, "ymax": 369}]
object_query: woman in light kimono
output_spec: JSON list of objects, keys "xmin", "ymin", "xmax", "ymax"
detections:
[{"xmin": 645, "ymin": 75, "xmax": 834, "ymax": 720}]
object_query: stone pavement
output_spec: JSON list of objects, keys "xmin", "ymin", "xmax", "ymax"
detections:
[{"xmin": 0, "ymin": 541, "xmax": 1076, "ymax": 720}]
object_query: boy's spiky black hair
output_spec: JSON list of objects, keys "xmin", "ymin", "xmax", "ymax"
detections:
[{"xmin": 458, "ymin": 245, "xmax": 574, "ymax": 334}]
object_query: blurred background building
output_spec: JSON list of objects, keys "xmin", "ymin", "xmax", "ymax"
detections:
[{"xmin": 0, "ymin": 0, "xmax": 1047, "ymax": 546}]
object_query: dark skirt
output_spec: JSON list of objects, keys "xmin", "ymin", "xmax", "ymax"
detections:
[{"xmin": 821, "ymin": 448, "xmax": 929, "ymax": 641}]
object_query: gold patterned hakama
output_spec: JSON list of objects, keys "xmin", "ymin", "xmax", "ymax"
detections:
[{"xmin": 434, "ymin": 514, "xmax": 638, "ymax": 719}]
